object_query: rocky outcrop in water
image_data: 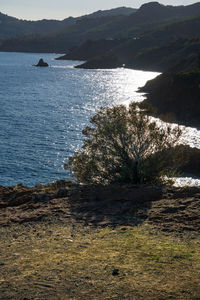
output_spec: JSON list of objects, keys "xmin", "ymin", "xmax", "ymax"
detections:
[{"xmin": 34, "ymin": 58, "xmax": 49, "ymax": 67}]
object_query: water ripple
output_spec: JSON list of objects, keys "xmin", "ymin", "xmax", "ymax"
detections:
[{"xmin": 0, "ymin": 52, "xmax": 199, "ymax": 187}]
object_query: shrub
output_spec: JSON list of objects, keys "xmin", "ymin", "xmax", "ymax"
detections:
[{"xmin": 65, "ymin": 102, "xmax": 185, "ymax": 185}]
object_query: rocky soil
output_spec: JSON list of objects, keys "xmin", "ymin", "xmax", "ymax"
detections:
[{"xmin": 0, "ymin": 181, "xmax": 199, "ymax": 234}]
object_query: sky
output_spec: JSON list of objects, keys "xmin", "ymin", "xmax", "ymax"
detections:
[{"xmin": 0, "ymin": 0, "xmax": 199, "ymax": 20}]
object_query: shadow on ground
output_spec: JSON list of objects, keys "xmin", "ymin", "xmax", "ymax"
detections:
[
  {"xmin": 67, "ymin": 185, "xmax": 162, "ymax": 227},
  {"xmin": 0, "ymin": 182, "xmax": 200, "ymax": 233}
]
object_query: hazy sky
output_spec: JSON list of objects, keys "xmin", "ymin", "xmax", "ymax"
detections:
[{"xmin": 0, "ymin": 0, "xmax": 198, "ymax": 20}]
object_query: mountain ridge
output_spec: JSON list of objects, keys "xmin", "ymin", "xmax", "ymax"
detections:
[
  {"xmin": 0, "ymin": 7, "xmax": 136, "ymax": 42},
  {"xmin": 2, "ymin": 2, "xmax": 200, "ymax": 53}
]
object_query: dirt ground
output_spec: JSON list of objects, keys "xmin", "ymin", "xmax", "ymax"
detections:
[
  {"xmin": 0, "ymin": 181, "xmax": 200, "ymax": 299},
  {"xmin": 0, "ymin": 181, "xmax": 200, "ymax": 234}
]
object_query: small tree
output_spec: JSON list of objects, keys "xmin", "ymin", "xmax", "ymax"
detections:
[{"xmin": 65, "ymin": 102, "xmax": 185, "ymax": 185}]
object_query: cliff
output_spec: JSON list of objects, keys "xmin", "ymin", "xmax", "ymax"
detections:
[{"xmin": 140, "ymin": 57, "xmax": 200, "ymax": 127}]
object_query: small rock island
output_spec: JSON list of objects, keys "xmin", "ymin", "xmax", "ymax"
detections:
[{"xmin": 34, "ymin": 58, "xmax": 49, "ymax": 67}]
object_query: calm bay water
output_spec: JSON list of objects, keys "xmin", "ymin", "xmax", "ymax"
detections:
[
  {"xmin": 0, "ymin": 52, "xmax": 160, "ymax": 187},
  {"xmin": 1, "ymin": 52, "xmax": 200, "ymax": 187}
]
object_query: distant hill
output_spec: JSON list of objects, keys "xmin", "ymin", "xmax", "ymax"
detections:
[
  {"xmin": 0, "ymin": 15, "xmax": 126, "ymax": 52},
  {"xmin": 81, "ymin": 7, "xmax": 136, "ymax": 18},
  {"xmin": 2, "ymin": 2, "xmax": 200, "ymax": 53},
  {"xmin": 0, "ymin": 7, "xmax": 136, "ymax": 43},
  {"xmin": 74, "ymin": 13, "xmax": 200, "ymax": 71},
  {"xmin": 56, "ymin": 39, "xmax": 126, "ymax": 61},
  {"xmin": 0, "ymin": 12, "xmax": 76, "ymax": 41}
]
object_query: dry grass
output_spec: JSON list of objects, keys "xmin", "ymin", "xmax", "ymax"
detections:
[{"xmin": 0, "ymin": 220, "xmax": 200, "ymax": 300}]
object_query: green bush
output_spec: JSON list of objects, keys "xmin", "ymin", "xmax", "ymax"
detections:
[{"xmin": 65, "ymin": 102, "xmax": 185, "ymax": 185}]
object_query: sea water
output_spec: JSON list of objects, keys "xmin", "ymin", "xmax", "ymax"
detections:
[{"xmin": 0, "ymin": 52, "xmax": 199, "ymax": 186}]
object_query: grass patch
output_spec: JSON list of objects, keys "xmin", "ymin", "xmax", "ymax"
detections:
[{"xmin": 0, "ymin": 221, "xmax": 200, "ymax": 299}]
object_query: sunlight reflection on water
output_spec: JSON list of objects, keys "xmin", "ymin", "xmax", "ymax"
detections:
[
  {"xmin": 125, "ymin": 102, "xmax": 200, "ymax": 187},
  {"xmin": 0, "ymin": 53, "xmax": 199, "ymax": 187},
  {"xmin": 0, "ymin": 53, "xmax": 160, "ymax": 186}
]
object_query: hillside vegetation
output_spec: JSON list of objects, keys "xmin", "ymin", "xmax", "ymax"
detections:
[
  {"xmin": 140, "ymin": 68, "xmax": 200, "ymax": 127},
  {"xmin": 2, "ymin": 2, "xmax": 200, "ymax": 53},
  {"xmin": 74, "ymin": 15, "xmax": 200, "ymax": 70},
  {"xmin": 0, "ymin": 12, "xmax": 76, "ymax": 41},
  {"xmin": 0, "ymin": 7, "xmax": 135, "ymax": 52}
]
